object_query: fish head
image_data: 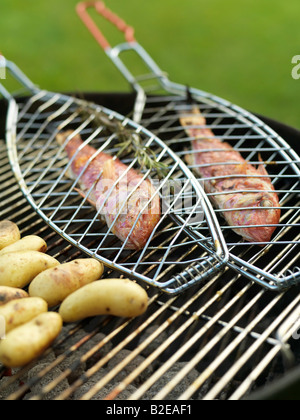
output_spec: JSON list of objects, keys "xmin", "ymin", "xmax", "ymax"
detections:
[{"xmin": 224, "ymin": 192, "xmax": 281, "ymax": 243}]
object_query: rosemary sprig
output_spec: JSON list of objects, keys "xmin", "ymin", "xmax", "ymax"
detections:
[
  {"xmin": 114, "ymin": 132, "xmax": 170, "ymax": 179},
  {"xmin": 76, "ymin": 101, "xmax": 170, "ymax": 179}
]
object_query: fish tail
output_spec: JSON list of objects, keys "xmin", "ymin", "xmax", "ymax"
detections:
[
  {"xmin": 180, "ymin": 107, "xmax": 215, "ymax": 141},
  {"xmin": 56, "ymin": 130, "xmax": 75, "ymax": 146},
  {"xmin": 257, "ymin": 153, "xmax": 271, "ymax": 180}
]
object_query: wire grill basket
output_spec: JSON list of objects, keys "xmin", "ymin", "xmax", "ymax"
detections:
[{"xmin": 77, "ymin": 1, "xmax": 300, "ymax": 291}]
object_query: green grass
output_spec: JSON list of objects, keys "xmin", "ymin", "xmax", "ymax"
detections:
[{"xmin": 1, "ymin": 0, "xmax": 300, "ymax": 128}]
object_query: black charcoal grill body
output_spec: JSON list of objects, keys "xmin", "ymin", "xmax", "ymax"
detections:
[{"xmin": 0, "ymin": 92, "xmax": 300, "ymax": 401}]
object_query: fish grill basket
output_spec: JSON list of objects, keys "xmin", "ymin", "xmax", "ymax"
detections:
[{"xmin": 0, "ymin": 57, "xmax": 228, "ymax": 294}]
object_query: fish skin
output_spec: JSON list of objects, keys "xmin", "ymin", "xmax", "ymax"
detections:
[
  {"xmin": 180, "ymin": 108, "xmax": 281, "ymax": 243},
  {"xmin": 56, "ymin": 131, "xmax": 161, "ymax": 250}
]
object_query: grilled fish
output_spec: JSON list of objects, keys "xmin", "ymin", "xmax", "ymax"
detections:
[
  {"xmin": 56, "ymin": 131, "xmax": 161, "ymax": 250},
  {"xmin": 180, "ymin": 107, "xmax": 281, "ymax": 243}
]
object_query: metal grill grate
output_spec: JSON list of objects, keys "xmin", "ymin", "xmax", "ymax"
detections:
[{"xmin": 0, "ymin": 93, "xmax": 300, "ymax": 400}]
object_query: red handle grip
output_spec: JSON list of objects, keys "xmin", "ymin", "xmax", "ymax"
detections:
[{"xmin": 76, "ymin": 1, "xmax": 136, "ymax": 51}]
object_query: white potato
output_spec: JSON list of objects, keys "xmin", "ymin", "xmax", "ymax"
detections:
[
  {"xmin": 0, "ymin": 251, "xmax": 60, "ymax": 288},
  {"xmin": 0, "ymin": 297, "xmax": 48, "ymax": 333},
  {"xmin": 59, "ymin": 279, "xmax": 148, "ymax": 322},
  {"xmin": 0, "ymin": 312, "xmax": 63, "ymax": 368},
  {"xmin": 0, "ymin": 286, "xmax": 29, "ymax": 306},
  {"xmin": 0, "ymin": 220, "xmax": 21, "ymax": 250},
  {"xmin": 0, "ymin": 235, "xmax": 47, "ymax": 255},
  {"xmin": 29, "ymin": 258, "xmax": 104, "ymax": 307}
]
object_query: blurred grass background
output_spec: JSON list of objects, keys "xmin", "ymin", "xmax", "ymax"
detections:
[{"xmin": 1, "ymin": 0, "xmax": 300, "ymax": 128}]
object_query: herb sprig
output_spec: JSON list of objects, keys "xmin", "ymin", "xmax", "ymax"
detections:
[{"xmin": 76, "ymin": 101, "xmax": 169, "ymax": 179}]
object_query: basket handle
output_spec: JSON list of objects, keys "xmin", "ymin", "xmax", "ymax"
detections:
[
  {"xmin": 76, "ymin": 1, "xmax": 168, "ymax": 124},
  {"xmin": 0, "ymin": 55, "xmax": 38, "ymax": 100},
  {"xmin": 76, "ymin": 1, "xmax": 136, "ymax": 51}
]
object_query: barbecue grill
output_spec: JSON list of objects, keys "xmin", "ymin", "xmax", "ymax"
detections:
[
  {"xmin": 0, "ymin": 90, "xmax": 300, "ymax": 400},
  {"xmin": 1, "ymin": 1, "xmax": 300, "ymax": 400}
]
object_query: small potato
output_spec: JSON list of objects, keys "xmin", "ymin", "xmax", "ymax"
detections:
[
  {"xmin": 0, "ymin": 235, "xmax": 47, "ymax": 255},
  {"xmin": 0, "ymin": 286, "xmax": 29, "ymax": 306},
  {"xmin": 0, "ymin": 251, "xmax": 60, "ymax": 289},
  {"xmin": 0, "ymin": 312, "xmax": 63, "ymax": 368},
  {"xmin": 29, "ymin": 258, "xmax": 104, "ymax": 307},
  {"xmin": 0, "ymin": 220, "xmax": 21, "ymax": 250},
  {"xmin": 0, "ymin": 297, "xmax": 48, "ymax": 333},
  {"xmin": 59, "ymin": 279, "xmax": 148, "ymax": 323}
]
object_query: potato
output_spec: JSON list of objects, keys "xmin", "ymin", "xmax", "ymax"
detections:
[
  {"xmin": 0, "ymin": 312, "xmax": 63, "ymax": 368},
  {"xmin": 0, "ymin": 251, "xmax": 60, "ymax": 288},
  {"xmin": 0, "ymin": 235, "xmax": 47, "ymax": 255},
  {"xmin": 0, "ymin": 297, "xmax": 48, "ymax": 333},
  {"xmin": 59, "ymin": 279, "xmax": 148, "ymax": 323},
  {"xmin": 0, "ymin": 286, "xmax": 29, "ymax": 306},
  {"xmin": 29, "ymin": 258, "xmax": 104, "ymax": 307},
  {"xmin": 0, "ymin": 220, "xmax": 21, "ymax": 250}
]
